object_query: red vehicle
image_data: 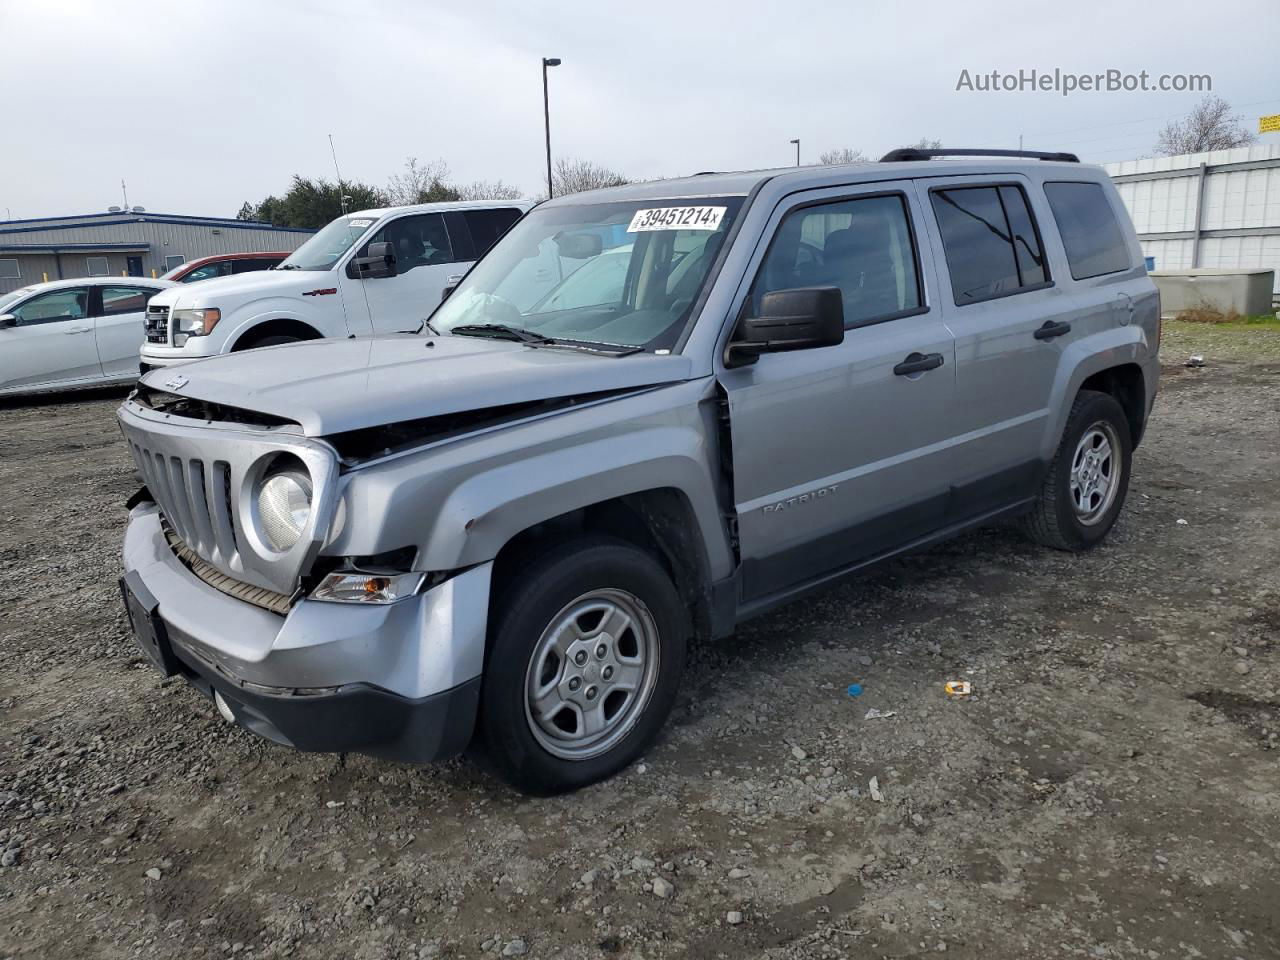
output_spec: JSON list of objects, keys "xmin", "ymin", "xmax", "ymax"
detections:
[{"xmin": 159, "ymin": 252, "xmax": 289, "ymax": 283}]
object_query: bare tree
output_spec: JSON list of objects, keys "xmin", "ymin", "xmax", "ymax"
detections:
[
  {"xmin": 818, "ymin": 147, "xmax": 868, "ymax": 165},
  {"xmin": 1156, "ymin": 95, "xmax": 1256, "ymax": 156},
  {"xmin": 904, "ymin": 137, "xmax": 943, "ymax": 150},
  {"xmin": 386, "ymin": 157, "xmax": 455, "ymax": 205},
  {"xmin": 551, "ymin": 158, "xmax": 629, "ymax": 197},
  {"xmin": 459, "ymin": 180, "xmax": 525, "ymax": 201}
]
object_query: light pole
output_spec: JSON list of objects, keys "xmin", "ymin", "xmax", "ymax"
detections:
[
  {"xmin": 542, "ymin": 57, "xmax": 562, "ymax": 198},
  {"xmin": 789, "ymin": 138, "xmax": 800, "ymax": 166}
]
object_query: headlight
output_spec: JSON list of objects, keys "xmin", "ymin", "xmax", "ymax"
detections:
[
  {"xmin": 255, "ymin": 468, "xmax": 312, "ymax": 552},
  {"xmin": 311, "ymin": 571, "xmax": 425, "ymax": 604},
  {"xmin": 172, "ymin": 307, "xmax": 221, "ymax": 346}
]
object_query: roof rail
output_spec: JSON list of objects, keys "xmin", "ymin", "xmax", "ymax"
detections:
[{"xmin": 880, "ymin": 148, "xmax": 1080, "ymax": 163}]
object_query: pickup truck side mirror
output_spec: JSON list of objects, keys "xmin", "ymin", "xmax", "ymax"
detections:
[
  {"xmin": 351, "ymin": 241, "xmax": 397, "ymax": 280},
  {"xmin": 0, "ymin": 314, "xmax": 16, "ymax": 330},
  {"xmin": 724, "ymin": 287, "xmax": 844, "ymax": 368}
]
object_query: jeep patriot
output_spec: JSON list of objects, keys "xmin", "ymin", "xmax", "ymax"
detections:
[{"xmin": 118, "ymin": 148, "xmax": 1159, "ymax": 793}]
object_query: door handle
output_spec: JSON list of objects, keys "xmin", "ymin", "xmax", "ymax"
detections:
[
  {"xmin": 1034, "ymin": 320, "xmax": 1072, "ymax": 340},
  {"xmin": 893, "ymin": 352, "xmax": 945, "ymax": 376},
  {"xmin": 65, "ymin": 326, "xmax": 93, "ymax": 335}
]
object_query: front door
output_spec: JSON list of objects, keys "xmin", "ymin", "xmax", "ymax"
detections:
[
  {"xmin": 344, "ymin": 212, "xmax": 471, "ymax": 335},
  {"xmin": 0, "ymin": 286, "xmax": 100, "ymax": 393},
  {"xmin": 93, "ymin": 284, "xmax": 157, "ymax": 378},
  {"xmin": 718, "ymin": 183, "xmax": 958, "ymax": 602}
]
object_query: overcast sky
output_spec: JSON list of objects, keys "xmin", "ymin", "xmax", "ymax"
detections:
[{"xmin": 2, "ymin": 0, "xmax": 1278, "ymax": 219}]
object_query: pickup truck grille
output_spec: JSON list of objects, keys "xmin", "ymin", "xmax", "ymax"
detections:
[
  {"xmin": 118, "ymin": 403, "xmax": 338, "ymax": 596},
  {"xmin": 145, "ymin": 304, "xmax": 170, "ymax": 344}
]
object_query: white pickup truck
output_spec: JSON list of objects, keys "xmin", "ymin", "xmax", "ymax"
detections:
[{"xmin": 139, "ymin": 200, "xmax": 530, "ymax": 369}]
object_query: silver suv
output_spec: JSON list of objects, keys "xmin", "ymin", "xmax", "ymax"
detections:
[{"xmin": 118, "ymin": 149, "xmax": 1159, "ymax": 794}]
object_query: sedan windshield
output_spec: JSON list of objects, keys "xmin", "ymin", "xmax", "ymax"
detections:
[
  {"xmin": 277, "ymin": 215, "xmax": 378, "ymax": 271},
  {"xmin": 431, "ymin": 197, "xmax": 744, "ymax": 351}
]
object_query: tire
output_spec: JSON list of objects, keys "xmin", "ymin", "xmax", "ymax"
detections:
[
  {"xmin": 235, "ymin": 334, "xmax": 301, "ymax": 351},
  {"xmin": 477, "ymin": 536, "xmax": 688, "ymax": 795},
  {"xmin": 1021, "ymin": 389, "xmax": 1132, "ymax": 551}
]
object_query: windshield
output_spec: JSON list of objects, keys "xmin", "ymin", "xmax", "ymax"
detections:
[
  {"xmin": 158, "ymin": 263, "xmax": 188, "ymax": 280},
  {"xmin": 0, "ymin": 288, "xmax": 34, "ymax": 313},
  {"xmin": 277, "ymin": 215, "xmax": 378, "ymax": 271},
  {"xmin": 431, "ymin": 197, "xmax": 744, "ymax": 351}
]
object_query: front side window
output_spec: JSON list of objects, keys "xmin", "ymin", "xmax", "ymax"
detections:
[
  {"xmin": 431, "ymin": 197, "xmax": 744, "ymax": 351},
  {"xmin": 752, "ymin": 193, "xmax": 922, "ymax": 326},
  {"xmin": 181, "ymin": 262, "xmax": 229, "ymax": 283},
  {"xmin": 233, "ymin": 258, "xmax": 280, "ymax": 274},
  {"xmin": 86, "ymin": 256, "xmax": 109, "ymax": 277},
  {"xmin": 278, "ymin": 216, "xmax": 377, "ymax": 272},
  {"xmin": 359, "ymin": 213, "xmax": 456, "ymax": 273},
  {"xmin": 1044, "ymin": 181, "xmax": 1131, "ymax": 280},
  {"xmin": 100, "ymin": 285, "xmax": 155, "ymax": 316},
  {"xmin": 10, "ymin": 287, "xmax": 89, "ymax": 325},
  {"xmin": 931, "ymin": 184, "xmax": 1048, "ymax": 304}
]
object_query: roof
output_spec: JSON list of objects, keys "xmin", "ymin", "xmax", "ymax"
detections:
[
  {"xmin": 0, "ymin": 212, "xmax": 316, "ymax": 236},
  {"xmin": 540, "ymin": 157, "xmax": 1102, "ymax": 207},
  {"xmin": 176, "ymin": 251, "xmax": 290, "ymax": 266},
  {"xmin": 0, "ymin": 241, "xmax": 150, "ymax": 253},
  {"xmin": 1, "ymin": 276, "xmax": 174, "ymax": 296},
  {"xmin": 345, "ymin": 199, "xmax": 534, "ymax": 218}
]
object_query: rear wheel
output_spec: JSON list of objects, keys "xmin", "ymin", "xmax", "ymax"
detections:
[
  {"xmin": 1021, "ymin": 389, "xmax": 1132, "ymax": 551},
  {"xmin": 477, "ymin": 537, "xmax": 687, "ymax": 794}
]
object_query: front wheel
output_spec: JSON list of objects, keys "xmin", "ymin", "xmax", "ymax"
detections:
[
  {"xmin": 1021, "ymin": 389, "xmax": 1132, "ymax": 551},
  {"xmin": 477, "ymin": 537, "xmax": 687, "ymax": 794}
]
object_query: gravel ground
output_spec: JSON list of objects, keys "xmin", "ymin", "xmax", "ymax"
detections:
[{"xmin": 1, "ymin": 322, "xmax": 1277, "ymax": 960}]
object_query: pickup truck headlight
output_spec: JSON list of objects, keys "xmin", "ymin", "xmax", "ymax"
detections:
[
  {"xmin": 172, "ymin": 307, "xmax": 221, "ymax": 346},
  {"xmin": 255, "ymin": 467, "xmax": 312, "ymax": 552}
]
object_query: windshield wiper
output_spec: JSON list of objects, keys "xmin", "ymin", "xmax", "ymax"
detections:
[{"xmin": 449, "ymin": 323, "xmax": 552, "ymax": 344}]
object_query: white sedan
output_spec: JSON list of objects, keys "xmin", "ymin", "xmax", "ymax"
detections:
[{"xmin": 0, "ymin": 276, "xmax": 174, "ymax": 397}]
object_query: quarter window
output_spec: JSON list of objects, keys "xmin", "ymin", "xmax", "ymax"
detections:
[
  {"xmin": 86, "ymin": 256, "xmax": 109, "ymax": 277},
  {"xmin": 11, "ymin": 287, "xmax": 89, "ymax": 325},
  {"xmin": 752, "ymin": 193, "xmax": 923, "ymax": 327},
  {"xmin": 931, "ymin": 185, "xmax": 1048, "ymax": 304},
  {"xmin": 0, "ymin": 259, "xmax": 19, "ymax": 280},
  {"xmin": 100, "ymin": 286, "xmax": 154, "ymax": 316},
  {"xmin": 1044, "ymin": 181, "xmax": 1132, "ymax": 280}
]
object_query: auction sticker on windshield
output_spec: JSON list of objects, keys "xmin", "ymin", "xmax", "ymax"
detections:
[{"xmin": 628, "ymin": 206, "xmax": 726, "ymax": 232}]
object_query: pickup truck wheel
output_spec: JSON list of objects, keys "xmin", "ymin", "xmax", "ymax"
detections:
[
  {"xmin": 236, "ymin": 334, "xmax": 300, "ymax": 350},
  {"xmin": 1021, "ymin": 389, "xmax": 1132, "ymax": 551},
  {"xmin": 478, "ymin": 537, "xmax": 687, "ymax": 794}
]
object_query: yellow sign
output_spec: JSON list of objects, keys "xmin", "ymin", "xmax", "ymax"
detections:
[{"xmin": 1261, "ymin": 114, "xmax": 1280, "ymax": 134}]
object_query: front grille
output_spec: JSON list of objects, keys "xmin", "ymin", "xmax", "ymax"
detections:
[
  {"xmin": 162, "ymin": 522, "xmax": 294, "ymax": 615},
  {"xmin": 145, "ymin": 305, "xmax": 169, "ymax": 344},
  {"xmin": 130, "ymin": 442, "xmax": 241, "ymax": 572}
]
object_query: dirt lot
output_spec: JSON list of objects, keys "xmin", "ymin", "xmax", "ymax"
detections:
[{"xmin": 1, "ymin": 322, "xmax": 1277, "ymax": 960}]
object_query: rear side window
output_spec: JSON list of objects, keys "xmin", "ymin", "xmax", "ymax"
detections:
[
  {"xmin": 753, "ymin": 193, "xmax": 923, "ymax": 327},
  {"xmin": 464, "ymin": 208, "xmax": 523, "ymax": 257},
  {"xmin": 930, "ymin": 185, "xmax": 1048, "ymax": 304},
  {"xmin": 232, "ymin": 258, "xmax": 280, "ymax": 274},
  {"xmin": 1044, "ymin": 181, "xmax": 1131, "ymax": 280}
]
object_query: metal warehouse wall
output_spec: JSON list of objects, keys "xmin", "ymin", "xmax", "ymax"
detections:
[
  {"xmin": 1106, "ymin": 145, "xmax": 1280, "ymax": 296},
  {"xmin": 0, "ymin": 214, "xmax": 314, "ymax": 293}
]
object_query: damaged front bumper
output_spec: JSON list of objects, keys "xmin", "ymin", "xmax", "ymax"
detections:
[{"xmin": 120, "ymin": 502, "xmax": 491, "ymax": 763}]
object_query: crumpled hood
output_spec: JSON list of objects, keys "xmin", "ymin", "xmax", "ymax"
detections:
[{"xmin": 141, "ymin": 334, "xmax": 694, "ymax": 436}]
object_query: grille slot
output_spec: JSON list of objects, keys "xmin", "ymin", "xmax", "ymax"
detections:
[
  {"xmin": 145, "ymin": 304, "xmax": 170, "ymax": 344},
  {"xmin": 131, "ymin": 444, "xmax": 241, "ymax": 570}
]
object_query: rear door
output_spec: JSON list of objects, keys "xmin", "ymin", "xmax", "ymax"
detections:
[
  {"xmin": 719, "ymin": 182, "xmax": 958, "ymax": 602},
  {"xmin": 92, "ymin": 284, "xmax": 160, "ymax": 378},
  {"xmin": 915, "ymin": 176, "xmax": 1076, "ymax": 519},
  {"xmin": 0, "ymin": 286, "xmax": 99, "ymax": 393}
]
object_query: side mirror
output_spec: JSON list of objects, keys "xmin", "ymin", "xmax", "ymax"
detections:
[
  {"xmin": 725, "ymin": 287, "xmax": 844, "ymax": 368},
  {"xmin": 351, "ymin": 241, "xmax": 397, "ymax": 279},
  {"xmin": 555, "ymin": 231, "xmax": 603, "ymax": 260},
  {"xmin": 0, "ymin": 314, "xmax": 15, "ymax": 329},
  {"xmin": 441, "ymin": 274, "xmax": 463, "ymax": 302}
]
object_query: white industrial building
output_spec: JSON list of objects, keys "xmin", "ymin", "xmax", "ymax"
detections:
[{"xmin": 1105, "ymin": 145, "xmax": 1280, "ymax": 296}]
